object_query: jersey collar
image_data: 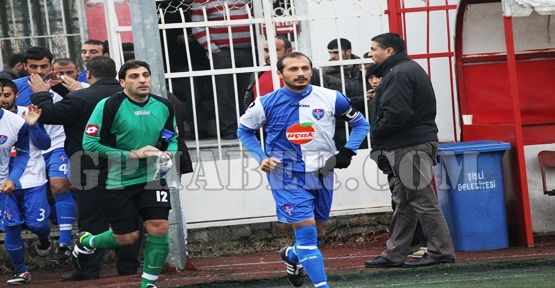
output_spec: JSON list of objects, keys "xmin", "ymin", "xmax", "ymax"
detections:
[{"xmin": 282, "ymin": 85, "xmax": 312, "ymax": 99}]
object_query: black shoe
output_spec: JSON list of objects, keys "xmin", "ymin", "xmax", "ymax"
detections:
[
  {"xmin": 403, "ymin": 253, "xmax": 455, "ymax": 268},
  {"xmin": 71, "ymin": 232, "xmax": 95, "ymax": 271},
  {"xmin": 51, "ymin": 244, "xmax": 71, "ymax": 261},
  {"xmin": 6, "ymin": 271, "xmax": 31, "ymax": 285},
  {"xmin": 364, "ymin": 256, "xmax": 403, "ymax": 268},
  {"xmin": 34, "ymin": 238, "xmax": 51, "ymax": 257},
  {"xmin": 61, "ymin": 271, "xmax": 98, "ymax": 281},
  {"xmin": 279, "ymin": 247, "xmax": 304, "ymax": 287}
]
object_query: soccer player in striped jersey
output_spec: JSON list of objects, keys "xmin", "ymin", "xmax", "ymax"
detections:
[{"xmin": 238, "ymin": 52, "xmax": 370, "ymax": 288}]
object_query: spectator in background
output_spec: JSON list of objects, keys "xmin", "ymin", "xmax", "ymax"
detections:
[
  {"xmin": 322, "ymin": 38, "xmax": 362, "ymax": 97},
  {"xmin": 0, "ymin": 53, "xmax": 27, "ymax": 80},
  {"xmin": 322, "ymin": 38, "xmax": 363, "ymax": 149},
  {"xmin": 78, "ymin": 39, "xmax": 109, "ymax": 83},
  {"xmin": 243, "ymin": 36, "xmax": 320, "ymax": 112},
  {"xmin": 191, "ymin": 0, "xmax": 254, "ymax": 139}
]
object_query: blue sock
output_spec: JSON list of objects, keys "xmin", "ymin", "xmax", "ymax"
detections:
[
  {"xmin": 4, "ymin": 225, "xmax": 28, "ymax": 273},
  {"xmin": 294, "ymin": 226, "xmax": 328, "ymax": 288},
  {"xmin": 287, "ymin": 246, "xmax": 299, "ymax": 263},
  {"xmin": 54, "ymin": 192, "xmax": 76, "ymax": 246}
]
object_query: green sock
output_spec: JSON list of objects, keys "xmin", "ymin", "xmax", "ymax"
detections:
[
  {"xmin": 85, "ymin": 230, "xmax": 121, "ymax": 249},
  {"xmin": 141, "ymin": 234, "xmax": 170, "ymax": 288}
]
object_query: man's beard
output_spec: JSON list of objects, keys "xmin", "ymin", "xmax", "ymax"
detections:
[
  {"xmin": 1, "ymin": 103, "xmax": 15, "ymax": 111},
  {"xmin": 284, "ymin": 78, "xmax": 309, "ymax": 91}
]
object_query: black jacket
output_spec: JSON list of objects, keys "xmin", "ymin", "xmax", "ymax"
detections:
[
  {"xmin": 31, "ymin": 78, "xmax": 122, "ymax": 157},
  {"xmin": 167, "ymin": 92, "xmax": 193, "ymax": 174},
  {"xmin": 322, "ymin": 54, "xmax": 363, "ymax": 97},
  {"xmin": 369, "ymin": 52, "xmax": 438, "ymax": 151}
]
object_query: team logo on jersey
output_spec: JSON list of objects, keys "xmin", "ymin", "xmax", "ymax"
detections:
[
  {"xmin": 59, "ymin": 154, "xmax": 67, "ymax": 162},
  {"xmin": 135, "ymin": 110, "xmax": 151, "ymax": 116},
  {"xmin": 312, "ymin": 108, "xmax": 325, "ymax": 120},
  {"xmin": 286, "ymin": 122, "xmax": 315, "ymax": 145},
  {"xmin": 283, "ymin": 204, "xmax": 294, "ymax": 216},
  {"xmin": 85, "ymin": 124, "xmax": 99, "ymax": 136},
  {"xmin": 0, "ymin": 135, "xmax": 7, "ymax": 145}
]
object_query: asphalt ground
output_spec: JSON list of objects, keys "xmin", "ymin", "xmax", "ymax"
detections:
[
  {"xmin": 185, "ymin": 258, "xmax": 555, "ymax": 288},
  {"xmin": 1, "ymin": 235, "xmax": 554, "ymax": 287}
]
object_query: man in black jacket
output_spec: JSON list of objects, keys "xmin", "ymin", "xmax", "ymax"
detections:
[
  {"xmin": 363, "ymin": 33, "xmax": 455, "ymax": 268},
  {"xmin": 31, "ymin": 56, "xmax": 142, "ymax": 280}
]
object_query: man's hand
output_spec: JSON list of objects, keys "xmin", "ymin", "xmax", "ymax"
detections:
[
  {"xmin": 61, "ymin": 76, "xmax": 84, "ymax": 91},
  {"xmin": 366, "ymin": 89, "xmax": 376, "ymax": 101},
  {"xmin": 130, "ymin": 145, "xmax": 161, "ymax": 159},
  {"xmin": 0, "ymin": 179, "xmax": 16, "ymax": 193},
  {"xmin": 22, "ymin": 104, "xmax": 42, "ymax": 126},
  {"xmin": 28, "ymin": 73, "xmax": 51, "ymax": 93},
  {"xmin": 259, "ymin": 157, "xmax": 281, "ymax": 173}
]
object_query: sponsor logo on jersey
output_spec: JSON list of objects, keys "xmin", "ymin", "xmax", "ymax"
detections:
[
  {"xmin": 286, "ymin": 122, "xmax": 315, "ymax": 145},
  {"xmin": 283, "ymin": 204, "xmax": 294, "ymax": 216},
  {"xmin": 135, "ymin": 110, "xmax": 151, "ymax": 116},
  {"xmin": 10, "ymin": 146, "xmax": 16, "ymax": 157},
  {"xmin": 312, "ymin": 108, "xmax": 325, "ymax": 120},
  {"xmin": 0, "ymin": 135, "xmax": 7, "ymax": 145},
  {"xmin": 85, "ymin": 124, "xmax": 99, "ymax": 136},
  {"xmin": 289, "ymin": 103, "xmax": 310, "ymax": 108}
]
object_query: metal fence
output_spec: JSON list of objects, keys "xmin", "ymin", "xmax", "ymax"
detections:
[
  {"xmin": 0, "ymin": 0, "xmax": 85, "ymax": 68},
  {"xmin": 103, "ymin": 0, "xmax": 460, "ymax": 228}
]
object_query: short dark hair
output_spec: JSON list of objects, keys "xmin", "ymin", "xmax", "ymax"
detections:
[
  {"xmin": 275, "ymin": 35, "xmax": 292, "ymax": 50},
  {"xmin": 53, "ymin": 58, "xmax": 78, "ymax": 67},
  {"xmin": 327, "ymin": 38, "xmax": 351, "ymax": 50},
  {"xmin": 118, "ymin": 60, "xmax": 151, "ymax": 80},
  {"xmin": 371, "ymin": 33, "xmax": 406, "ymax": 53},
  {"xmin": 83, "ymin": 39, "xmax": 108, "ymax": 54},
  {"xmin": 0, "ymin": 78, "xmax": 19, "ymax": 95},
  {"xmin": 277, "ymin": 52, "xmax": 313, "ymax": 72},
  {"xmin": 366, "ymin": 63, "xmax": 379, "ymax": 79},
  {"xmin": 8, "ymin": 53, "xmax": 25, "ymax": 68},
  {"xmin": 23, "ymin": 46, "xmax": 53, "ymax": 63},
  {"xmin": 86, "ymin": 56, "xmax": 117, "ymax": 79}
]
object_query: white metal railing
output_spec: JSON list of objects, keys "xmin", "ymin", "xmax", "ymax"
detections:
[{"xmin": 103, "ymin": 0, "xmax": 459, "ymax": 228}]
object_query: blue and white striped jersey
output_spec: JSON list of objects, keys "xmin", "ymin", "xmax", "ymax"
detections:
[
  {"xmin": 238, "ymin": 85, "xmax": 369, "ymax": 172},
  {"xmin": 14, "ymin": 107, "xmax": 49, "ymax": 189},
  {"xmin": 0, "ymin": 109, "xmax": 30, "ymax": 188}
]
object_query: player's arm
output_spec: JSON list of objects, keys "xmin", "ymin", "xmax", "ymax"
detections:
[
  {"xmin": 28, "ymin": 124, "xmax": 51, "ymax": 150},
  {"xmin": 159, "ymin": 102, "xmax": 178, "ymax": 156},
  {"xmin": 82, "ymin": 99, "xmax": 133, "ymax": 159},
  {"xmin": 31, "ymin": 90, "xmax": 78, "ymax": 125},
  {"xmin": 22, "ymin": 104, "xmax": 51, "ymax": 150},
  {"xmin": 237, "ymin": 98, "xmax": 268, "ymax": 163},
  {"xmin": 6, "ymin": 124, "xmax": 31, "ymax": 190},
  {"xmin": 335, "ymin": 91, "xmax": 370, "ymax": 153}
]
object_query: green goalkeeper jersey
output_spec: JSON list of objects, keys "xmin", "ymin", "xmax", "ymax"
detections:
[{"xmin": 83, "ymin": 91, "xmax": 178, "ymax": 189}]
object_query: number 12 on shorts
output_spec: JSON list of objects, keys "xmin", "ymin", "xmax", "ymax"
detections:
[{"xmin": 156, "ymin": 190, "xmax": 168, "ymax": 203}]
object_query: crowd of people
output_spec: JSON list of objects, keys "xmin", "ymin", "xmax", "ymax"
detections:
[{"xmin": 0, "ymin": 23, "xmax": 455, "ymax": 288}]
